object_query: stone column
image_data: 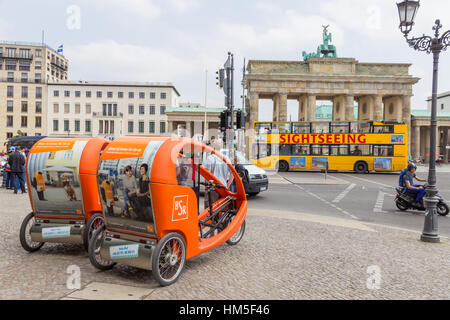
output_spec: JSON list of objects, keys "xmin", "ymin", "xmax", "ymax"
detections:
[
  {"xmin": 298, "ymin": 96, "xmax": 307, "ymax": 121},
  {"xmin": 278, "ymin": 93, "xmax": 288, "ymax": 121},
  {"xmin": 402, "ymin": 95, "xmax": 412, "ymax": 156},
  {"xmin": 307, "ymin": 94, "xmax": 316, "ymax": 121},
  {"xmin": 248, "ymin": 92, "xmax": 259, "ymax": 128},
  {"xmin": 272, "ymin": 94, "xmax": 279, "ymax": 121},
  {"xmin": 414, "ymin": 125, "xmax": 420, "ymax": 160},
  {"xmin": 443, "ymin": 128, "xmax": 449, "ymax": 162},
  {"xmin": 167, "ymin": 121, "xmax": 174, "ymax": 135},
  {"xmin": 374, "ymin": 95, "xmax": 383, "ymax": 121},
  {"xmin": 345, "ymin": 95, "xmax": 354, "ymax": 121},
  {"xmin": 185, "ymin": 121, "xmax": 192, "ymax": 137}
]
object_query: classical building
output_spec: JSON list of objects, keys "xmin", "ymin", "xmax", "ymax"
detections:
[
  {"xmin": 166, "ymin": 102, "xmax": 224, "ymax": 141},
  {"xmin": 0, "ymin": 41, "xmax": 68, "ymax": 146},
  {"xmin": 245, "ymin": 57, "xmax": 420, "ymax": 152},
  {"xmin": 427, "ymin": 91, "xmax": 450, "ymax": 112},
  {"xmin": 47, "ymin": 81, "xmax": 179, "ymax": 139}
]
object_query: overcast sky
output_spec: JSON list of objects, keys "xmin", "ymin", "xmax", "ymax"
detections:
[{"xmin": 1, "ymin": 0, "xmax": 449, "ymax": 120}]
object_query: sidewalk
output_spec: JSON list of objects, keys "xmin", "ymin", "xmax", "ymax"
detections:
[{"xmin": 0, "ymin": 188, "xmax": 449, "ymax": 300}]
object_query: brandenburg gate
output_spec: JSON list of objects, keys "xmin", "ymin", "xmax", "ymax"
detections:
[{"xmin": 245, "ymin": 27, "xmax": 420, "ymax": 153}]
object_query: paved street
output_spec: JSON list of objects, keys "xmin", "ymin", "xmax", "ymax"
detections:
[{"xmin": 1, "ymin": 168, "xmax": 450, "ymax": 300}]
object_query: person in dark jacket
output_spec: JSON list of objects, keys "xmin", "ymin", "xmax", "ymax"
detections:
[{"xmin": 8, "ymin": 147, "xmax": 26, "ymax": 194}]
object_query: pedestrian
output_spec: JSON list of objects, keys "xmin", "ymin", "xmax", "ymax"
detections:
[
  {"xmin": 8, "ymin": 147, "xmax": 26, "ymax": 194},
  {"xmin": 16, "ymin": 147, "xmax": 27, "ymax": 192},
  {"xmin": 4, "ymin": 150, "xmax": 13, "ymax": 190},
  {"xmin": 32, "ymin": 171, "xmax": 47, "ymax": 200}
]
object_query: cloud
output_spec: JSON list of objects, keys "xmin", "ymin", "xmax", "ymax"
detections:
[
  {"xmin": 65, "ymin": 40, "xmax": 196, "ymax": 83},
  {"xmin": 84, "ymin": 0, "xmax": 161, "ymax": 20},
  {"xmin": 168, "ymin": 0, "xmax": 200, "ymax": 12}
]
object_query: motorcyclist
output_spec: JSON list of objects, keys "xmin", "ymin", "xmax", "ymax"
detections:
[{"xmin": 402, "ymin": 162, "xmax": 427, "ymax": 205}]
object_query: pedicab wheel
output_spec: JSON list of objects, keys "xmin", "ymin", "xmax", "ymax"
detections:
[
  {"xmin": 226, "ymin": 219, "xmax": 246, "ymax": 246},
  {"xmin": 151, "ymin": 232, "xmax": 186, "ymax": 286},
  {"xmin": 88, "ymin": 225, "xmax": 116, "ymax": 271},
  {"xmin": 437, "ymin": 202, "xmax": 449, "ymax": 216},
  {"xmin": 83, "ymin": 213, "xmax": 104, "ymax": 252},
  {"xmin": 19, "ymin": 212, "xmax": 44, "ymax": 252}
]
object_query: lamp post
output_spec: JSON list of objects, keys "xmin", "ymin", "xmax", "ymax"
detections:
[{"xmin": 397, "ymin": 0, "xmax": 450, "ymax": 243}]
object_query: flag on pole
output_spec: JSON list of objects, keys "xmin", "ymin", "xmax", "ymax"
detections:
[{"xmin": 57, "ymin": 45, "xmax": 63, "ymax": 53}]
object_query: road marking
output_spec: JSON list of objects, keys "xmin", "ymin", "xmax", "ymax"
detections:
[
  {"xmin": 373, "ymin": 190, "xmax": 387, "ymax": 213},
  {"xmin": 340, "ymin": 174, "xmax": 391, "ymax": 188},
  {"xmin": 332, "ymin": 183, "xmax": 356, "ymax": 203}
]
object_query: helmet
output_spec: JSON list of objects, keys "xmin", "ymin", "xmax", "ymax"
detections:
[{"xmin": 407, "ymin": 162, "xmax": 417, "ymax": 171}]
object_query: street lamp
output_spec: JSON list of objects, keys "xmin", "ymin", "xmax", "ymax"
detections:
[{"xmin": 397, "ymin": 0, "xmax": 450, "ymax": 243}]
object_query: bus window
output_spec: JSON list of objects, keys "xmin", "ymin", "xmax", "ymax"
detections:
[
  {"xmin": 330, "ymin": 122, "xmax": 349, "ymax": 133},
  {"xmin": 350, "ymin": 145, "xmax": 371, "ymax": 156},
  {"xmin": 350, "ymin": 122, "xmax": 372, "ymax": 133},
  {"xmin": 255, "ymin": 123, "xmax": 271, "ymax": 134},
  {"xmin": 292, "ymin": 145, "xmax": 310, "ymax": 155},
  {"xmin": 253, "ymin": 143, "xmax": 270, "ymax": 159},
  {"xmin": 374, "ymin": 125, "xmax": 394, "ymax": 133},
  {"xmin": 330, "ymin": 145, "xmax": 349, "ymax": 156},
  {"xmin": 374, "ymin": 145, "xmax": 393, "ymax": 157},
  {"xmin": 279, "ymin": 144, "xmax": 292, "ymax": 156},
  {"xmin": 312, "ymin": 122, "xmax": 329, "ymax": 133},
  {"xmin": 311, "ymin": 145, "xmax": 330, "ymax": 155},
  {"xmin": 292, "ymin": 123, "xmax": 310, "ymax": 133},
  {"xmin": 272, "ymin": 123, "xmax": 291, "ymax": 134}
]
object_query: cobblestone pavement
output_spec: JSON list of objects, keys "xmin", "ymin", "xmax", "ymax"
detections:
[{"xmin": 0, "ymin": 188, "xmax": 449, "ymax": 300}]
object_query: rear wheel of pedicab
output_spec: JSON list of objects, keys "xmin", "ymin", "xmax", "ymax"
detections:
[
  {"xmin": 83, "ymin": 213, "xmax": 104, "ymax": 252},
  {"xmin": 151, "ymin": 232, "xmax": 186, "ymax": 286},
  {"xmin": 19, "ymin": 212, "xmax": 44, "ymax": 252},
  {"xmin": 226, "ymin": 218, "xmax": 246, "ymax": 246},
  {"xmin": 88, "ymin": 225, "xmax": 116, "ymax": 271}
]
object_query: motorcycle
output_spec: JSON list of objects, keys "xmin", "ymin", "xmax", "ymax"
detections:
[{"xmin": 395, "ymin": 184, "xmax": 449, "ymax": 216}]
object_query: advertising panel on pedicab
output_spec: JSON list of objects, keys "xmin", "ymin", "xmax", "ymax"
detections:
[
  {"xmin": 26, "ymin": 139, "xmax": 89, "ymax": 216},
  {"xmin": 97, "ymin": 140, "xmax": 163, "ymax": 237}
]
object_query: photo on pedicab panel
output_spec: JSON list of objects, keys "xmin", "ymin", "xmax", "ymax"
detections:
[
  {"xmin": 97, "ymin": 141, "xmax": 162, "ymax": 235},
  {"xmin": 26, "ymin": 140, "xmax": 88, "ymax": 216}
]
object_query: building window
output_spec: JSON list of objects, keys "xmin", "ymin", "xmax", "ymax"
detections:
[
  {"xmin": 6, "ymin": 116, "xmax": 13, "ymax": 127},
  {"xmin": 150, "ymin": 92, "xmax": 155, "ymax": 99},
  {"xmin": 6, "ymin": 60, "xmax": 16, "ymax": 70},
  {"xmin": 6, "ymin": 48, "xmax": 16, "ymax": 57},
  {"xmin": 6, "ymin": 132, "xmax": 13, "ymax": 139},
  {"xmin": 113, "ymin": 104, "xmax": 117, "ymax": 116},
  {"xmin": 107, "ymin": 91, "xmax": 113, "ymax": 98},
  {"xmin": 108, "ymin": 104, "xmax": 113, "ymax": 116},
  {"xmin": 86, "ymin": 103, "xmax": 91, "ymax": 114},
  {"xmin": 128, "ymin": 121, "xmax": 134, "ymax": 133},
  {"xmin": 21, "ymin": 73, "xmax": 28, "ymax": 83},
  {"xmin": 35, "ymin": 61, "xmax": 42, "ymax": 70},
  {"xmin": 102, "ymin": 104, "xmax": 107, "ymax": 116},
  {"xmin": 21, "ymin": 101, "xmax": 28, "ymax": 113},
  {"xmin": 105, "ymin": 120, "xmax": 109, "ymax": 134},
  {"xmin": 128, "ymin": 105, "xmax": 134, "ymax": 114},
  {"xmin": 21, "ymin": 86, "xmax": 28, "ymax": 98},
  {"xmin": 75, "ymin": 103, "xmax": 81, "ymax": 114},
  {"xmin": 7, "ymin": 86, "xmax": 14, "ymax": 97},
  {"xmin": 99, "ymin": 120, "xmax": 103, "ymax": 134},
  {"xmin": 118, "ymin": 91, "xmax": 123, "ymax": 98},
  {"xmin": 441, "ymin": 104, "xmax": 445, "ymax": 110},
  {"xmin": 36, "ymin": 87, "xmax": 42, "ymax": 99},
  {"xmin": 64, "ymin": 120, "xmax": 69, "ymax": 132},
  {"xmin": 160, "ymin": 92, "xmax": 166, "ymax": 99},
  {"xmin": 7, "ymin": 101, "xmax": 13, "ymax": 112},
  {"xmin": 53, "ymin": 119, "xmax": 59, "ymax": 131},
  {"xmin": 149, "ymin": 105, "xmax": 155, "ymax": 114},
  {"xmin": 75, "ymin": 120, "xmax": 80, "ymax": 132},
  {"xmin": 64, "ymin": 90, "xmax": 70, "ymax": 97},
  {"xmin": 110, "ymin": 120, "xmax": 115, "ymax": 134},
  {"xmin": 75, "ymin": 90, "xmax": 81, "ymax": 97},
  {"xmin": 160, "ymin": 122, "xmax": 166, "ymax": 133},
  {"xmin": 128, "ymin": 92, "xmax": 134, "ymax": 99},
  {"xmin": 19, "ymin": 49, "xmax": 30, "ymax": 59},
  {"xmin": 64, "ymin": 103, "xmax": 70, "ymax": 114},
  {"xmin": 85, "ymin": 120, "xmax": 91, "ymax": 133},
  {"xmin": 149, "ymin": 121, "xmax": 155, "ymax": 133},
  {"xmin": 139, "ymin": 92, "xmax": 145, "ymax": 99},
  {"xmin": 36, "ymin": 101, "xmax": 42, "ymax": 113},
  {"xmin": 35, "ymin": 116, "xmax": 42, "ymax": 128},
  {"xmin": 35, "ymin": 49, "xmax": 42, "ymax": 57},
  {"xmin": 139, "ymin": 121, "xmax": 144, "ymax": 133},
  {"xmin": 160, "ymin": 105, "xmax": 166, "ymax": 115},
  {"xmin": 54, "ymin": 90, "xmax": 59, "ymax": 97},
  {"xmin": 139, "ymin": 105, "xmax": 145, "ymax": 114},
  {"xmin": 21, "ymin": 116, "xmax": 27, "ymax": 127},
  {"xmin": 53, "ymin": 103, "xmax": 59, "ymax": 113},
  {"xmin": 86, "ymin": 91, "xmax": 91, "ymax": 98},
  {"xmin": 7, "ymin": 72, "xmax": 14, "ymax": 82},
  {"xmin": 35, "ymin": 73, "xmax": 41, "ymax": 83},
  {"xmin": 97, "ymin": 91, "xmax": 102, "ymax": 98}
]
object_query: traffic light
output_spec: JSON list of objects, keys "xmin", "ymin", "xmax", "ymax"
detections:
[
  {"xmin": 216, "ymin": 68, "xmax": 225, "ymax": 88},
  {"xmin": 219, "ymin": 110, "xmax": 228, "ymax": 131},
  {"xmin": 236, "ymin": 110, "xmax": 244, "ymax": 129}
]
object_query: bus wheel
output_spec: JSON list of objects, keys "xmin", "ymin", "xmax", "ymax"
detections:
[
  {"xmin": 277, "ymin": 160, "xmax": 289, "ymax": 172},
  {"xmin": 354, "ymin": 161, "xmax": 368, "ymax": 174}
]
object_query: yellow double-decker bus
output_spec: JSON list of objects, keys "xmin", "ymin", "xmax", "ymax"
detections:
[{"xmin": 251, "ymin": 120, "xmax": 408, "ymax": 173}]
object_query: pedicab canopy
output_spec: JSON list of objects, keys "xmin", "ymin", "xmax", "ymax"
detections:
[
  {"xmin": 26, "ymin": 137, "xmax": 109, "ymax": 219},
  {"xmin": 97, "ymin": 136, "xmax": 247, "ymax": 259}
]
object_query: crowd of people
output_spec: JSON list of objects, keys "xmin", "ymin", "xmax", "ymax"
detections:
[{"xmin": 1, "ymin": 146, "xmax": 28, "ymax": 194}]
